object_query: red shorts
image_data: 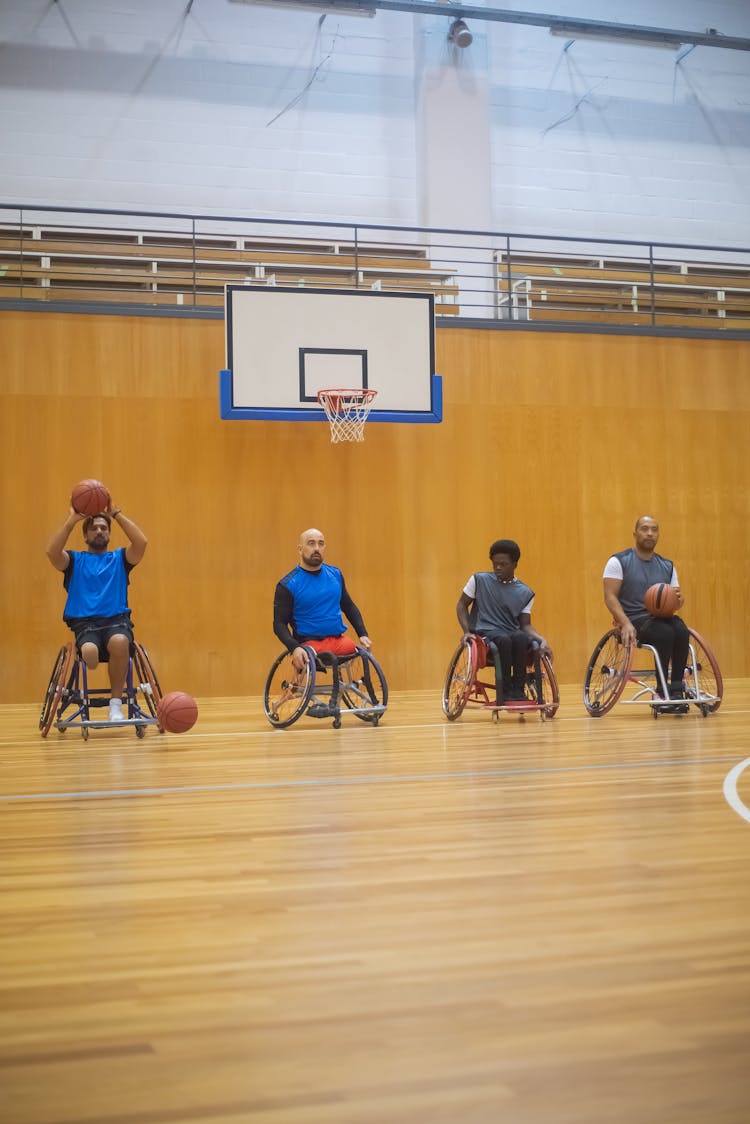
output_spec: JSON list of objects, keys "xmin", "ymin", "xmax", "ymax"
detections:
[{"xmin": 303, "ymin": 636, "xmax": 358, "ymax": 657}]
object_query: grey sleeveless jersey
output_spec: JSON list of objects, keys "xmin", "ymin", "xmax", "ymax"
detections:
[
  {"xmin": 472, "ymin": 572, "xmax": 534, "ymax": 636},
  {"xmin": 614, "ymin": 548, "xmax": 674, "ymax": 622}
]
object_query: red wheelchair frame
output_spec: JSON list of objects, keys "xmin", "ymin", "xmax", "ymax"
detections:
[{"xmin": 442, "ymin": 634, "xmax": 559, "ymax": 723}]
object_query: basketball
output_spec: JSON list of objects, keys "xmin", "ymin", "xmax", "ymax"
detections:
[
  {"xmin": 71, "ymin": 478, "xmax": 110, "ymax": 517},
  {"xmin": 644, "ymin": 583, "xmax": 680, "ymax": 617},
  {"xmin": 157, "ymin": 691, "xmax": 199, "ymax": 734}
]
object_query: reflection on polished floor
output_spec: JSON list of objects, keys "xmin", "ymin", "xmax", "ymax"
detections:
[{"xmin": 2, "ymin": 683, "xmax": 750, "ymax": 1124}]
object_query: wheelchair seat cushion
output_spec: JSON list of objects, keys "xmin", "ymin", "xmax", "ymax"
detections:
[{"xmin": 303, "ymin": 636, "xmax": 358, "ymax": 658}]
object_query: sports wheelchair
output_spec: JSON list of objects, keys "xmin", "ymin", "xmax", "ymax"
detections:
[
  {"xmin": 442, "ymin": 634, "xmax": 559, "ymax": 722},
  {"xmin": 583, "ymin": 625, "xmax": 722, "ymax": 718},
  {"xmin": 39, "ymin": 641, "xmax": 163, "ymax": 739},
  {"xmin": 263, "ymin": 644, "xmax": 388, "ymax": 729}
]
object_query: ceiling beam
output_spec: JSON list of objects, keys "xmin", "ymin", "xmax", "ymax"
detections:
[{"xmin": 230, "ymin": 0, "xmax": 750, "ymax": 53}]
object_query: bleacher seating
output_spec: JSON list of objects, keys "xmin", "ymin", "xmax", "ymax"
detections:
[
  {"xmin": 495, "ymin": 250, "xmax": 750, "ymax": 329},
  {"xmin": 0, "ymin": 225, "xmax": 460, "ymax": 313},
  {"xmin": 2, "ymin": 220, "xmax": 748, "ymax": 329}
]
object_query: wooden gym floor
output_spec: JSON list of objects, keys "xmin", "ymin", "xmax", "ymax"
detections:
[{"xmin": 2, "ymin": 683, "xmax": 750, "ymax": 1124}]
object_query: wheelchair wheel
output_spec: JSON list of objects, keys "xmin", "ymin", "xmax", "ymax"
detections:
[
  {"xmin": 132, "ymin": 643, "xmax": 163, "ymax": 719},
  {"xmin": 340, "ymin": 649, "xmax": 388, "ymax": 723},
  {"xmin": 442, "ymin": 638, "xmax": 475, "ymax": 721},
  {"xmin": 264, "ymin": 649, "xmax": 315, "ymax": 728},
  {"xmin": 684, "ymin": 628, "xmax": 723, "ymax": 714},
  {"xmin": 525, "ymin": 652, "xmax": 559, "ymax": 718},
  {"xmin": 39, "ymin": 644, "xmax": 76, "ymax": 737},
  {"xmin": 583, "ymin": 629, "xmax": 633, "ymax": 717}
]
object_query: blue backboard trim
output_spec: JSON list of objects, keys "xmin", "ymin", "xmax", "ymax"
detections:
[{"xmin": 219, "ymin": 369, "xmax": 442, "ymax": 423}]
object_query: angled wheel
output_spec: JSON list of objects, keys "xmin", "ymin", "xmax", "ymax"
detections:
[
  {"xmin": 264, "ymin": 649, "xmax": 315, "ymax": 728},
  {"xmin": 583, "ymin": 629, "xmax": 633, "ymax": 717},
  {"xmin": 132, "ymin": 643, "xmax": 163, "ymax": 719},
  {"xmin": 340, "ymin": 649, "xmax": 388, "ymax": 723},
  {"xmin": 39, "ymin": 644, "xmax": 77, "ymax": 737},
  {"xmin": 442, "ymin": 638, "xmax": 476, "ymax": 721},
  {"xmin": 684, "ymin": 628, "xmax": 722, "ymax": 713},
  {"xmin": 524, "ymin": 652, "xmax": 560, "ymax": 718}
]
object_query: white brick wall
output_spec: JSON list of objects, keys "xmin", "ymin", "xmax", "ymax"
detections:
[{"xmin": 0, "ymin": 0, "xmax": 748, "ymax": 245}]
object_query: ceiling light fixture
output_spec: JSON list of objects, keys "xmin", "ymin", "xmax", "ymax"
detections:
[
  {"xmin": 448, "ymin": 17, "xmax": 472, "ymax": 48},
  {"xmin": 548, "ymin": 21, "xmax": 683, "ymax": 50},
  {"xmin": 227, "ymin": 0, "xmax": 376, "ymax": 16}
]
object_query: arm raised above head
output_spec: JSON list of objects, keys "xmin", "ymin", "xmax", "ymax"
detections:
[{"xmin": 47, "ymin": 508, "xmax": 83, "ymax": 572}]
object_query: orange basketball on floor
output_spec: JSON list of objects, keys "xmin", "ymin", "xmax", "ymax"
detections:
[
  {"xmin": 644, "ymin": 582, "xmax": 680, "ymax": 617},
  {"xmin": 71, "ymin": 478, "xmax": 111, "ymax": 517},
  {"xmin": 157, "ymin": 691, "xmax": 199, "ymax": 734}
]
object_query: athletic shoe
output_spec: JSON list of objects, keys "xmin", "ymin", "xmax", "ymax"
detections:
[
  {"xmin": 108, "ymin": 699, "xmax": 125, "ymax": 723},
  {"xmin": 660, "ymin": 687, "xmax": 688, "ymax": 715},
  {"xmin": 307, "ymin": 703, "xmax": 336, "ymax": 719}
]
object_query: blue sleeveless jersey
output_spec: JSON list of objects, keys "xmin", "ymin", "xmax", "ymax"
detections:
[
  {"xmin": 280, "ymin": 564, "xmax": 346, "ymax": 638},
  {"xmin": 63, "ymin": 548, "xmax": 131, "ymax": 620}
]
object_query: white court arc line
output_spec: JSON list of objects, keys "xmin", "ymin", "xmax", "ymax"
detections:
[{"xmin": 723, "ymin": 757, "xmax": 750, "ymax": 824}]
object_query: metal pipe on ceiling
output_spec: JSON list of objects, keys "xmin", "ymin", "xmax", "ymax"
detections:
[{"xmin": 228, "ymin": 0, "xmax": 750, "ymax": 53}]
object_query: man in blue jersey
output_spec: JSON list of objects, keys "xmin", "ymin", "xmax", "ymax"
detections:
[
  {"xmin": 273, "ymin": 528, "xmax": 372, "ymax": 673},
  {"xmin": 457, "ymin": 539, "xmax": 551, "ymax": 704},
  {"xmin": 47, "ymin": 504, "xmax": 148, "ymax": 722},
  {"xmin": 603, "ymin": 515, "xmax": 689, "ymax": 712}
]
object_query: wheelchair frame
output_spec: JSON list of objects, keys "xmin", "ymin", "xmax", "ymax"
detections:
[
  {"xmin": 442, "ymin": 634, "xmax": 559, "ymax": 723},
  {"xmin": 39, "ymin": 641, "xmax": 163, "ymax": 739},
  {"xmin": 263, "ymin": 644, "xmax": 388, "ymax": 729},
  {"xmin": 583, "ymin": 626, "xmax": 722, "ymax": 718}
]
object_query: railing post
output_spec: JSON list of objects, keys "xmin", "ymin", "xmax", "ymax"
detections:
[
  {"xmin": 19, "ymin": 207, "xmax": 24, "ymax": 299},
  {"xmin": 648, "ymin": 244, "xmax": 656, "ymax": 326},
  {"xmin": 191, "ymin": 218, "xmax": 197, "ymax": 308}
]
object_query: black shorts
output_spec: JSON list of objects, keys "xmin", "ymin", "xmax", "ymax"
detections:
[{"xmin": 66, "ymin": 613, "xmax": 134, "ymax": 661}]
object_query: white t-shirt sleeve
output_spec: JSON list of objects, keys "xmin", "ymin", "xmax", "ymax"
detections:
[
  {"xmin": 602, "ymin": 556, "xmax": 679, "ymax": 585},
  {"xmin": 603, "ymin": 556, "xmax": 623, "ymax": 580},
  {"xmin": 462, "ymin": 575, "xmax": 476, "ymax": 599},
  {"xmin": 521, "ymin": 596, "xmax": 534, "ymax": 614}
]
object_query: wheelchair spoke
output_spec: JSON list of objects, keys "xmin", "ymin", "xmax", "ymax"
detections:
[
  {"xmin": 584, "ymin": 630, "xmax": 632, "ymax": 717},
  {"xmin": 341, "ymin": 652, "xmax": 388, "ymax": 722},
  {"xmin": 264, "ymin": 650, "xmax": 315, "ymax": 728},
  {"xmin": 442, "ymin": 639, "xmax": 474, "ymax": 720},
  {"xmin": 538, "ymin": 652, "xmax": 560, "ymax": 718},
  {"xmin": 684, "ymin": 629, "xmax": 723, "ymax": 713},
  {"xmin": 39, "ymin": 644, "xmax": 77, "ymax": 737},
  {"xmin": 132, "ymin": 643, "xmax": 162, "ymax": 719}
]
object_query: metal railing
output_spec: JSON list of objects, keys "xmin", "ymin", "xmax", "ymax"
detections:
[{"xmin": 1, "ymin": 203, "xmax": 749, "ymax": 332}]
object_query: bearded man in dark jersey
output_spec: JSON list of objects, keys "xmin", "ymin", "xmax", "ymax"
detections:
[
  {"xmin": 603, "ymin": 515, "xmax": 689, "ymax": 711},
  {"xmin": 456, "ymin": 538, "xmax": 551, "ymax": 704}
]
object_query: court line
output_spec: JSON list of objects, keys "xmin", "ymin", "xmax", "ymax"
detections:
[
  {"xmin": 0, "ymin": 755, "xmax": 743, "ymax": 803},
  {"xmin": 6, "ymin": 705, "xmax": 750, "ymax": 750},
  {"xmin": 722, "ymin": 757, "xmax": 750, "ymax": 824}
]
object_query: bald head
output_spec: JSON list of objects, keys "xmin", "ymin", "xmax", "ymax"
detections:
[{"xmin": 298, "ymin": 528, "xmax": 326, "ymax": 571}]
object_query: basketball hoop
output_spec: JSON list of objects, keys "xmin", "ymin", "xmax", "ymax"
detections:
[{"xmin": 317, "ymin": 388, "xmax": 378, "ymax": 443}]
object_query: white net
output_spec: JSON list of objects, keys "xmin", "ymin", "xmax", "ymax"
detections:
[{"xmin": 317, "ymin": 388, "xmax": 378, "ymax": 443}]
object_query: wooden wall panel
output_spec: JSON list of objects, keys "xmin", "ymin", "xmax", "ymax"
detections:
[{"xmin": 2, "ymin": 310, "xmax": 748, "ymax": 702}]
